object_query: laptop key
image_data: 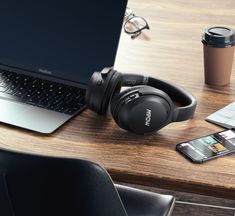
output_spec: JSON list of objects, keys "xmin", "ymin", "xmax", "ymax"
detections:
[
  {"xmin": 26, "ymin": 95, "xmax": 42, "ymax": 105},
  {"xmin": 14, "ymin": 91, "xmax": 25, "ymax": 97},
  {"xmin": 63, "ymin": 105, "xmax": 83, "ymax": 115},
  {"xmin": 47, "ymin": 104, "xmax": 57, "ymax": 111},
  {"xmin": 54, "ymin": 106, "xmax": 67, "ymax": 113},
  {"xmin": 0, "ymin": 86, "xmax": 8, "ymax": 92},
  {"xmin": 22, "ymin": 93, "xmax": 33, "ymax": 100},
  {"xmin": 0, "ymin": 82, "xmax": 8, "ymax": 88},
  {"xmin": 5, "ymin": 88, "xmax": 15, "ymax": 95},
  {"xmin": 37, "ymin": 100, "xmax": 49, "ymax": 108}
]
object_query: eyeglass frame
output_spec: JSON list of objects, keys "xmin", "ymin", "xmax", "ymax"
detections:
[{"xmin": 123, "ymin": 7, "xmax": 150, "ymax": 37}]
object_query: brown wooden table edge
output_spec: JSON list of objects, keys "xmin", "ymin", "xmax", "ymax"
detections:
[{"xmin": 110, "ymin": 169, "xmax": 235, "ymax": 200}]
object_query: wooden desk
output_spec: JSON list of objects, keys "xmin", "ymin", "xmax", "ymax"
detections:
[{"xmin": 1, "ymin": 0, "xmax": 235, "ymax": 199}]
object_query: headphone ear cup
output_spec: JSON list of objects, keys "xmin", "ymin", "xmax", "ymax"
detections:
[
  {"xmin": 112, "ymin": 86, "xmax": 173, "ymax": 134},
  {"xmin": 86, "ymin": 68, "xmax": 122, "ymax": 116}
]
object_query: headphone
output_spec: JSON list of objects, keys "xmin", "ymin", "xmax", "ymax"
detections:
[{"xmin": 86, "ymin": 67, "xmax": 197, "ymax": 135}]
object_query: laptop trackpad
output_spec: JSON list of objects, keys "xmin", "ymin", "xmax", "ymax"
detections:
[{"xmin": 0, "ymin": 99, "xmax": 70, "ymax": 134}]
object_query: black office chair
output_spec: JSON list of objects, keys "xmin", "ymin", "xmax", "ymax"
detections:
[{"xmin": 0, "ymin": 148, "xmax": 175, "ymax": 216}]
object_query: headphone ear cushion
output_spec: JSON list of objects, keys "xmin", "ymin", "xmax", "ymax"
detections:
[{"xmin": 111, "ymin": 86, "xmax": 173, "ymax": 134}]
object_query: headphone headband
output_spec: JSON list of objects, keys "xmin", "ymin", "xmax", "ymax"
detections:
[
  {"xmin": 121, "ymin": 73, "xmax": 197, "ymax": 122},
  {"xmin": 86, "ymin": 67, "xmax": 197, "ymax": 134}
]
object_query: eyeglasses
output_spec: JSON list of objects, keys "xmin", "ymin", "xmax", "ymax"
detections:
[{"xmin": 124, "ymin": 7, "xmax": 150, "ymax": 39}]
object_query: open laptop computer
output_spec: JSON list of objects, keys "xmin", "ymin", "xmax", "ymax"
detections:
[{"xmin": 0, "ymin": 0, "xmax": 127, "ymax": 134}]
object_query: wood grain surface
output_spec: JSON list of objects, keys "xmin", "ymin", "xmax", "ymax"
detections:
[{"xmin": 1, "ymin": 0, "xmax": 235, "ymax": 199}]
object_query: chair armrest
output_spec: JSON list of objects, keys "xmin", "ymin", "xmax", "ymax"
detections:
[{"xmin": 115, "ymin": 184, "xmax": 175, "ymax": 216}]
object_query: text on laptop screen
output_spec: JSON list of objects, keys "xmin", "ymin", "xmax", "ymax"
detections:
[{"xmin": 0, "ymin": 0, "xmax": 126, "ymax": 84}]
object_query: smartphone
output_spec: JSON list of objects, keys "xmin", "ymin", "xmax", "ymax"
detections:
[{"xmin": 176, "ymin": 129, "xmax": 235, "ymax": 163}]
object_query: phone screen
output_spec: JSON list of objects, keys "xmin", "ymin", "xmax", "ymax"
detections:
[{"xmin": 176, "ymin": 129, "xmax": 235, "ymax": 163}]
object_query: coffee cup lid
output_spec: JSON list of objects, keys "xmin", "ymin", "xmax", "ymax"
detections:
[{"xmin": 202, "ymin": 26, "xmax": 235, "ymax": 48}]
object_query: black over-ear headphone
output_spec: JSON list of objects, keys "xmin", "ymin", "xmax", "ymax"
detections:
[{"xmin": 86, "ymin": 67, "xmax": 197, "ymax": 135}]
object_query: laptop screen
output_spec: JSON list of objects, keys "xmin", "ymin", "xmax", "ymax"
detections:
[{"xmin": 0, "ymin": 0, "xmax": 127, "ymax": 85}]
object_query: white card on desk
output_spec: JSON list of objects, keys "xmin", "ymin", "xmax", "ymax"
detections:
[{"xmin": 206, "ymin": 102, "xmax": 235, "ymax": 129}]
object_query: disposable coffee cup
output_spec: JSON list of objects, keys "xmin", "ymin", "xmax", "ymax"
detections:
[{"xmin": 202, "ymin": 26, "xmax": 235, "ymax": 86}]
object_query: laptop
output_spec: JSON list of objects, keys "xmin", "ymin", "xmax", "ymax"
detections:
[{"xmin": 0, "ymin": 0, "xmax": 127, "ymax": 134}]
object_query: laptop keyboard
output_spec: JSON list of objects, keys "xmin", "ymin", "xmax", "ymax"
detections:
[{"xmin": 0, "ymin": 69, "xmax": 86, "ymax": 115}]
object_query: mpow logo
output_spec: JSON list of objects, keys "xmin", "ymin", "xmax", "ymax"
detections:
[{"xmin": 145, "ymin": 109, "xmax": 151, "ymax": 127}]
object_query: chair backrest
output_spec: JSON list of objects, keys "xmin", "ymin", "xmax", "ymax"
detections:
[{"xmin": 0, "ymin": 148, "xmax": 128, "ymax": 216}]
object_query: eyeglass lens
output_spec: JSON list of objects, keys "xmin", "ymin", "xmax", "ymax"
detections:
[
  {"xmin": 124, "ymin": 7, "xmax": 149, "ymax": 37},
  {"xmin": 124, "ymin": 16, "xmax": 148, "ymax": 34}
]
